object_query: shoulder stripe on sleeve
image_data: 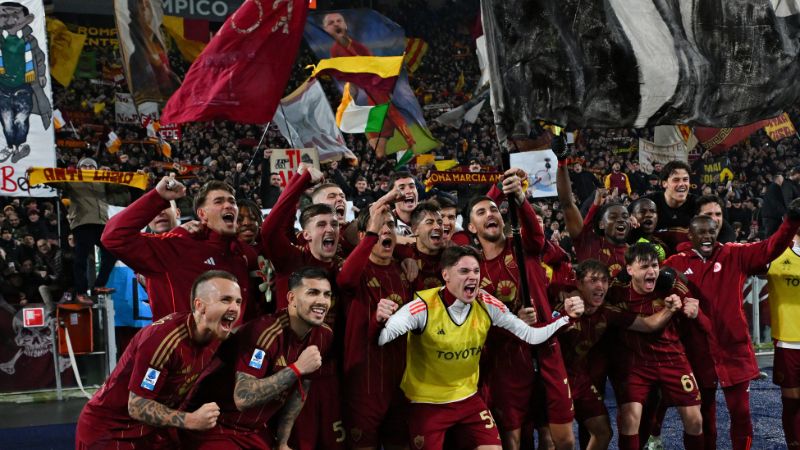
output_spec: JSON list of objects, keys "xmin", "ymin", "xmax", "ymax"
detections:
[
  {"xmin": 152, "ymin": 328, "xmax": 189, "ymax": 369},
  {"xmin": 256, "ymin": 315, "xmax": 289, "ymax": 350},
  {"xmin": 150, "ymin": 325, "xmax": 186, "ymax": 368},
  {"xmin": 409, "ymin": 299, "xmax": 427, "ymax": 315},
  {"xmin": 480, "ymin": 292, "xmax": 507, "ymax": 313}
]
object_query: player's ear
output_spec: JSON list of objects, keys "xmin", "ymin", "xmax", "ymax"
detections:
[
  {"xmin": 196, "ymin": 207, "xmax": 208, "ymax": 224},
  {"xmin": 286, "ymin": 290, "xmax": 296, "ymax": 308},
  {"xmin": 467, "ymin": 221, "xmax": 477, "ymax": 234},
  {"xmin": 301, "ymin": 228, "xmax": 312, "ymax": 242},
  {"xmin": 626, "ymin": 265, "xmax": 633, "ymax": 277}
]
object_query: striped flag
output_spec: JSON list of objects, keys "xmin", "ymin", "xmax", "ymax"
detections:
[
  {"xmin": 404, "ymin": 38, "xmax": 428, "ymax": 73},
  {"xmin": 310, "ymin": 56, "xmax": 403, "ymax": 95},
  {"xmin": 336, "ymin": 83, "xmax": 389, "ymax": 133}
]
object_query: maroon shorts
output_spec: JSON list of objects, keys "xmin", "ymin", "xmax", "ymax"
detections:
[
  {"xmin": 535, "ymin": 342, "xmax": 575, "ymax": 424},
  {"xmin": 485, "ymin": 339, "xmax": 536, "ymax": 430},
  {"xmin": 344, "ymin": 384, "xmax": 409, "ymax": 448},
  {"xmin": 75, "ymin": 411, "xmax": 173, "ymax": 450},
  {"xmin": 774, "ymin": 346, "xmax": 800, "ymax": 388},
  {"xmin": 621, "ymin": 362, "xmax": 701, "ymax": 407},
  {"xmin": 407, "ymin": 395, "xmax": 502, "ymax": 450},
  {"xmin": 289, "ymin": 374, "xmax": 344, "ymax": 450},
  {"xmin": 180, "ymin": 426, "xmax": 271, "ymax": 450},
  {"xmin": 570, "ymin": 373, "xmax": 608, "ymax": 423}
]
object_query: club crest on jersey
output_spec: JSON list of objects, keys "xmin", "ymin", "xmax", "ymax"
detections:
[
  {"xmin": 141, "ymin": 367, "xmax": 161, "ymax": 391},
  {"xmin": 249, "ymin": 349, "xmax": 265, "ymax": 369},
  {"xmin": 713, "ymin": 262, "xmax": 722, "ymax": 273}
]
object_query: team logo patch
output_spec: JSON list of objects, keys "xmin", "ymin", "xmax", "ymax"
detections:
[
  {"xmin": 249, "ymin": 349, "xmax": 265, "ymax": 369},
  {"xmin": 140, "ymin": 367, "xmax": 161, "ymax": 391},
  {"xmin": 350, "ymin": 428, "xmax": 363, "ymax": 442},
  {"xmin": 414, "ymin": 435, "xmax": 425, "ymax": 449},
  {"xmin": 713, "ymin": 262, "xmax": 722, "ymax": 272}
]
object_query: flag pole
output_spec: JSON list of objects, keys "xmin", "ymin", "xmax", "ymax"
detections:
[
  {"xmin": 245, "ymin": 123, "xmax": 271, "ymax": 173},
  {"xmin": 500, "ymin": 140, "xmax": 532, "ymax": 309}
]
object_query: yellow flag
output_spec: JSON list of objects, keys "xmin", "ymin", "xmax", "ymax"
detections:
[
  {"xmin": 46, "ymin": 18, "xmax": 86, "ymax": 87},
  {"xmin": 163, "ymin": 16, "xmax": 207, "ymax": 62},
  {"xmin": 28, "ymin": 167, "xmax": 150, "ymax": 190},
  {"xmin": 455, "ymin": 71, "xmax": 465, "ymax": 93},
  {"xmin": 433, "ymin": 159, "xmax": 459, "ymax": 171}
]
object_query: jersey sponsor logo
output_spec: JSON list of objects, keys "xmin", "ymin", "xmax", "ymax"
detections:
[
  {"xmin": 141, "ymin": 367, "xmax": 161, "ymax": 391},
  {"xmin": 249, "ymin": 348, "xmax": 265, "ymax": 369},
  {"xmin": 367, "ymin": 277, "xmax": 380, "ymax": 288},
  {"xmin": 713, "ymin": 262, "xmax": 722, "ymax": 272},
  {"xmin": 784, "ymin": 259, "xmax": 792, "ymax": 265},
  {"xmin": 785, "ymin": 276, "xmax": 800, "ymax": 287},
  {"xmin": 436, "ymin": 346, "xmax": 481, "ymax": 360},
  {"xmin": 204, "ymin": 257, "xmax": 216, "ymax": 266},
  {"xmin": 437, "ymin": 328, "xmax": 445, "ymax": 335},
  {"xmin": 275, "ymin": 355, "xmax": 287, "ymax": 367},
  {"xmin": 684, "ymin": 268, "xmax": 693, "ymax": 275}
]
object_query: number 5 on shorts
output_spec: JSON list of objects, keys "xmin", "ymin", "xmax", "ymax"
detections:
[
  {"xmin": 333, "ymin": 420, "xmax": 346, "ymax": 443},
  {"xmin": 479, "ymin": 410, "xmax": 496, "ymax": 429}
]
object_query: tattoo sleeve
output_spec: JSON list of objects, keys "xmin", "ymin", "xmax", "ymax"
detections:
[
  {"xmin": 233, "ymin": 368, "xmax": 298, "ymax": 411},
  {"xmin": 127, "ymin": 392, "xmax": 188, "ymax": 429},
  {"xmin": 275, "ymin": 380, "xmax": 311, "ymax": 445}
]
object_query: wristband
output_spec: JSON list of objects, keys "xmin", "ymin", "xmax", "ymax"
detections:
[
  {"xmin": 288, "ymin": 363, "xmax": 306, "ymax": 402},
  {"xmin": 558, "ymin": 158, "xmax": 571, "ymax": 168}
]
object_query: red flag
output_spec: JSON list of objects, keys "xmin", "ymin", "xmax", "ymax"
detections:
[
  {"xmin": 693, "ymin": 120, "xmax": 770, "ymax": 154},
  {"xmin": 162, "ymin": 0, "xmax": 309, "ymax": 124}
]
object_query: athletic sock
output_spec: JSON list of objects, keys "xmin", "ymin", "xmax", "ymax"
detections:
[
  {"xmin": 619, "ymin": 434, "xmax": 638, "ymax": 450},
  {"xmin": 783, "ymin": 396, "xmax": 800, "ymax": 448},
  {"xmin": 683, "ymin": 432, "xmax": 704, "ymax": 450}
]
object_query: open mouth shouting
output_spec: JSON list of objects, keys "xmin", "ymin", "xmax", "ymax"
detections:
[
  {"xmin": 442, "ymin": 224, "xmax": 452, "ymax": 239},
  {"xmin": 430, "ymin": 230, "xmax": 442, "ymax": 246},
  {"xmin": 308, "ymin": 303, "xmax": 328, "ymax": 322},
  {"xmin": 381, "ymin": 237, "xmax": 393, "ymax": 250},
  {"xmin": 485, "ymin": 218, "xmax": 500, "ymax": 232},
  {"xmin": 335, "ymin": 203, "xmax": 346, "ymax": 219},
  {"xmin": 220, "ymin": 311, "xmax": 238, "ymax": 333},
  {"xmin": 321, "ymin": 235, "xmax": 336, "ymax": 253},
  {"xmin": 221, "ymin": 211, "xmax": 236, "ymax": 227},
  {"xmin": 463, "ymin": 282, "xmax": 478, "ymax": 299},
  {"xmin": 643, "ymin": 274, "xmax": 657, "ymax": 291},
  {"xmin": 699, "ymin": 240, "xmax": 714, "ymax": 254},
  {"xmin": 403, "ymin": 195, "xmax": 416, "ymax": 209}
]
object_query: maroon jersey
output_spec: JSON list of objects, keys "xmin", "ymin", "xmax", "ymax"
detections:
[
  {"xmin": 337, "ymin": 233, "xmax": 411, "ymax": 393},
  {"xmin": 217, "ymin": 310, "xmax": 333, "ymax": 432},
  {"xmin": 261, "ymin": 170, "xmax": 343, "ymax": 325},
  {"xmin": 616, "ymin": 281, "xmax": 691, "ymax": 367},
  {"xmin": 664, "ymin": 216, "xmax": 800, "ymax": 387},
  {"xmin": 395, "ymin": 243, "xmax": 443, "ymax": 291},
  {"xmin": 77, "ymin": 312, "xmax": 219, "ymax": 443},
  {"xmin": 573, "ymin": 203, "xmax": 628, "ymax": 276},
  {"xmin": 558, "ymin": 304, "xmax": 636, "ymax": 375}
]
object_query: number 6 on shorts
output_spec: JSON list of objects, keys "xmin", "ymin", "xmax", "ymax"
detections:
[{"xmin": 680, "ymin": 373, "xmax": 698, "ymax": 392}]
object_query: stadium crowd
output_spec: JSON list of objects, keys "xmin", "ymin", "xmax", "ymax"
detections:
[{"xmin": 2, "ymin": 1, "xmax": 800, "ymax": 450}]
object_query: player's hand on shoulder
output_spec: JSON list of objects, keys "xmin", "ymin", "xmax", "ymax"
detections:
[
  {"xmin": 294, "ymin": 345, "xmax": 322, "ymax": 375},
  {"xmin": 400, "ymin": 257, "xmax": 419, "ymax": 282},
  {"xmin": 186, "ymin": 402, "xmax": 220, "ymax": 430},
  {"xmin": 180, "ymin": 220, "xmax": 204, "ymax": 235}
]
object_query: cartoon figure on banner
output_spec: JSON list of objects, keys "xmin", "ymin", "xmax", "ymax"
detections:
[{"xmin": 0, "ymin": 2, "xmax": 51, "ymax": 165}]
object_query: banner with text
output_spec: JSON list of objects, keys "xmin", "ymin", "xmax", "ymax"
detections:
[
  {"xmin": 638, "ymin": 139, "xmax": 688, "ymax": 174},
  {"xmin": 28, "ymin": 167, "xmax": 150, "ymax": 190},
  {"xmin": 269, "ymin": 148, "xmax": 320, "ymax": 188}
]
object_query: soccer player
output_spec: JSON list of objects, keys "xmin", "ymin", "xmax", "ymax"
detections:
[
  {"xmin": 102, "ymin": 177, "xmax": 257, "ymax": 321},
  {"xmin": 695, "ymin": 194, "xmax": 738, "ymax": 244},
  {"xmin": 463, "ymin": 169, "xmax": 569, "ymax": 450},
  {"xmin": 260, "ymin": 163, "xmax": 345, "ymax": 450},
  {"xmin": 182, "ymin": 267, "xmax": 333, "ymax": 450},
  {"xmin": 397, "ymin": 201, "xmax": 445, "ymax": 291},
  {"xmin": 557, "ymin": 161, "xmax": 630, "ymax": 275},
  {"xmin": 766, "ymin": 228, "xmax": 800, "ymax": 449},
  {"xmin": 337, "ymin": 192, "xmax": 411, "ymax": 450},
  {"xmin": 75, "ymin": 270, "xmax": 242, "ymax": 449},
  {"xmin": 664, "ymin": 200, "xmax": 800, "ymax": 450},
  {"xmin": 628, "ymin": 197, "xmax": 669, "ymax": 259},
  {"xmin": 434, "ymin": 196, "xmax": 459, "ymax": 243},
  {"xmin": 645, "ymin": 161, "xmax": 696, "ymax": 251},
  {"xmin": 376, "ymin": 245, "xmax": 583, "ymax": 450},
  {"xmin": 391, "ymin": 171, "xmax": 419, "ymax": 237},
  {"xmin": 558, "ymin": 259, "xmax": 689, "ymax": 450},
  {"xmin": 616, "ymin": 243, "xmax": 704, "ymax": 450}
]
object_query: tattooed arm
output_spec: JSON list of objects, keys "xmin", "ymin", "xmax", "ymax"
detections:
[
  {"xmin": 275, "ymin": 380, "xmax": 311, "ymax": 448},
  {"xmin": 127, "ymin": 392, "xmax": 219, "ymax": 430},
  {"xmin": 234, "ymin": 369, "xmax": 298, "ymax": 411}
]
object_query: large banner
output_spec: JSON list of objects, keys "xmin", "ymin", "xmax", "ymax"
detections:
[
  {"xmin": 303, "ymin": 9, "xmax": 439, "ymax": 155},
  {"xmin": 639, "ymin": 139, "xmax": 688, "ymax": 174},
  {"xmin": 115, "ymin": 92, "xmax": 139, "ymax": 124},
  {"xmin": 269, "ymin": 147, "xmax": 320, "ymax": 189},
  {"xmin": 114, "ymin": 0, "xmax": 181, "ymax": 105},
  {"xmin": 482, "ymin": 0, "xmax": 800, "ymax": 141},
  {"xmin": 0, "ymin": 0, "xmax": 55, "ymax": 198}
]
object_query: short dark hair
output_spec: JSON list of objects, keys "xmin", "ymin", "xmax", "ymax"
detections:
[
  {"xmin": 440, "ymin": 245, "xmax": 482, "ymax": 270},
  {"xmin": 689, "ymin": 214, "xmax": 716, "ymax": 229},
  {"xmin": 594, "ymin": 201, "xmax": 626, "ymax": 236},
  {"xmin": 695, "ymin": 195, "xmax": 723, "ymax": 213},
  {"xmin": 659, "ymin": 161, "xmax": 691, "ymax": 182},
  {"xmin": 190, "ymin": 270, "xmax": 239, "ymax": 311},
  {"xmin": 355, "ymin": 206, "xmax": 396, "ymax": 232},
  {"xmin": 463, "ymin": 195, "xmax": 495, "ymax": 232},
  {"xmin": 389, "ymin": 171, "xmax": 416, "ymax": 188},
  {"xmin": 628, "ymin": 197, "xmax": 656, "ymax": 213},
  {"xmin": 288, "ymin": 266, "xmax": 330, "ymax": 291},
  {"xmin": 575, "ymin": 259, "xmax": 610, "ymax": 281},
  {"xmin": 300, "ymin": 203, "xmax": 336, "ymax": 229},
  {"xmin": 194, "ymin": 180, "xmax": 236, "ymax": 213},
  {"xmin": 432, "ymin": 196, "xmax": 457, "ymax": 210},
  {"xmin": 310, "ymin": 182, "xmax": 344, "ymax": 201},
  {"xmin": 625, "ymin": 242, "xmax": 660, "ymax": 266},
  {"xmin": 355, "ymin": 176, "xmax": 367, "ymax": 183},
  {"xmin": 411, "ymin": 201, "xmax": 442, "ymax": 229},
  {"xmin": 237, "ymin": 198, "xmax": 263, "ymax": 225}
]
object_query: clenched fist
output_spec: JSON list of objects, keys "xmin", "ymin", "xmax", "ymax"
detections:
[
  {"xmin": 683, "ymin": 297, "xmax": 700, "ymax": 319},
  {"xmin": 376, "ymin": 298, "xmax": 399, "ymax": 323},
  {"xmin": 186, "ymin": 402, "xmax": 220, "ymax": 430},
  {"xmin": 564, "ymin": 296, "xmax": 584, "ymax": 318},
  {"xmin": 294, "ymin": 345, "xmax": 322, "ymax": 375},
  {"xmin": 664, "ymin": 294, "xmax": 682, "ymax": 312}
]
